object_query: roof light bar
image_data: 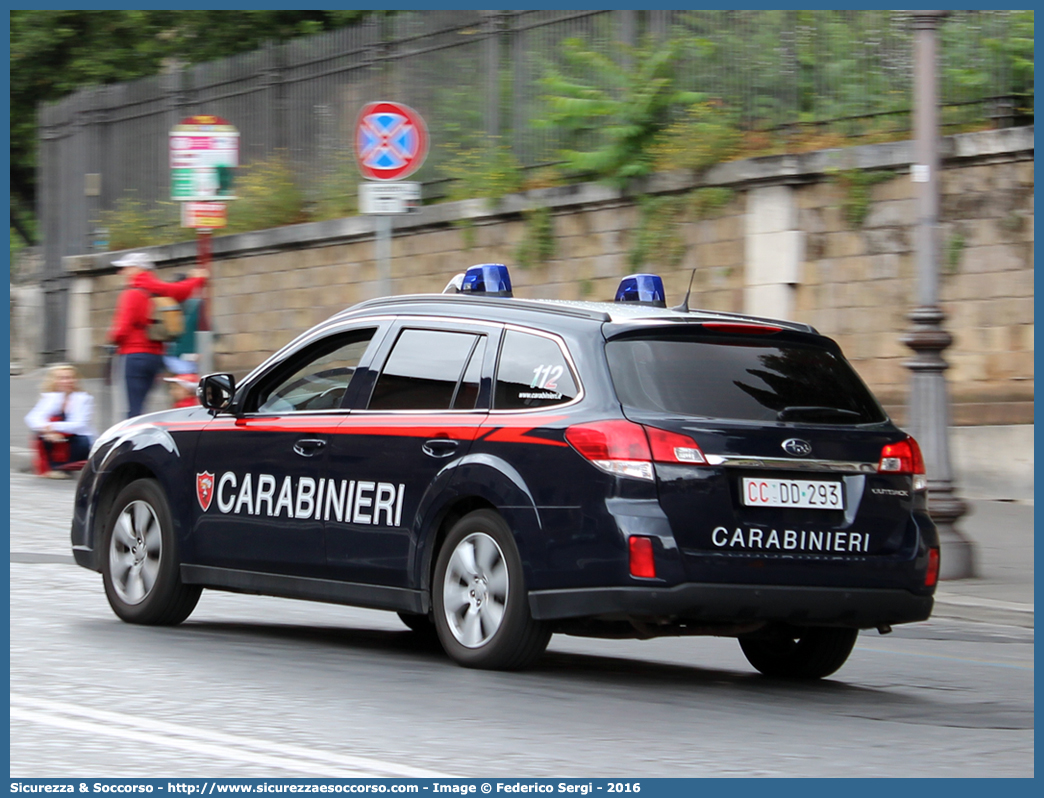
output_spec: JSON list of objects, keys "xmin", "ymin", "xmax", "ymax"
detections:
[
  {"xmin": 461, "ymin": 263, "xmax": 513, "ymax": 297},
  {"xmin": 614, "ymin": 274, "xmax": 666, "ymax": 308}
]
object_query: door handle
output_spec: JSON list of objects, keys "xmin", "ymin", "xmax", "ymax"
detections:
[
  {"xmin": 422, "ymin": 439, "xmax": 459, "ymax": 458},
  {"xmin": 293, "ymin": 438, "xmax": 327, "ymax": 457}
]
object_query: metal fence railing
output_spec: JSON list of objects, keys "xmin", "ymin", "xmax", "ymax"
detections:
[{"xmin": 37, "ymin": 9, "xmax": 1033, "ymax": 359}]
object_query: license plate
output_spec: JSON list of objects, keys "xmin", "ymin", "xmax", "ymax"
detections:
[{"xmin": 741, "ymin": 478, "xmax": 844, "ymax": 510}]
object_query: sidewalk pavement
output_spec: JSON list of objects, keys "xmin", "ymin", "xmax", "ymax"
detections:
[{"xmin": 8, "ymin": 369, "xmax": 1033, "ymax": 629}]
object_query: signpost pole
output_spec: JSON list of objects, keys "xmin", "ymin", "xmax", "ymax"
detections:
[
  {"xmin": 354, "ymin": 101, "xmax": 428, "ymax": 298},
  {"xmin": 375, "ymin": 214, "xmax": 392, "ymax": 297},
  {"xmin": 171, "ymin": 115, "xmax": 237, "ymax": 379},
  {"xmin": 196, "ymin": 228, "xmax": 214, "ymax": 375}
]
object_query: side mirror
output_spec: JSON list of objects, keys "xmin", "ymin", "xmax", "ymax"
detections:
[{"xmin": 199, "ymin": 373, "xmax": 236, "ymax": 412}]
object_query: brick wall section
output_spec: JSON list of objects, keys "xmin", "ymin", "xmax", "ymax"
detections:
[
  {"xmin": 65, "ymin": 127, "xmax": 1032, "ymax": 425},
  {"xmin": 795, "ymin": 157, "xmax": 1033, "ymax": 424}
]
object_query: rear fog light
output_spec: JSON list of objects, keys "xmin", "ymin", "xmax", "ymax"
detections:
[
  {"xmin": 925, "ymin": 548, "xmax": 940, "ymax": 587},
  {"xmin": 629, "ymin": 536, "xmax": 656, "ymax": 579}
]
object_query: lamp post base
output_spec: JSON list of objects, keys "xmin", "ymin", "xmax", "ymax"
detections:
[
  {"xmin": 902, "ymin": 304, "xmax": 975, "ymax": 580},
  {"xmin": 929, "ymin": 491, "xmax": 975, "ymax": 580}
]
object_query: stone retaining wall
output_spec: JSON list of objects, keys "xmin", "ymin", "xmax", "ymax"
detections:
[{"xmin": 63, "ymin": 126, "xmax": 1034, "ymax": 425}]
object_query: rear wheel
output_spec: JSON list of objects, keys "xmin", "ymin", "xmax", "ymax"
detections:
[
  {"xmin": 433, "ymin": 510, "xmax": 550, "ymax": 670},
  {"xmin": 101, "ymin": 478, "xmax": 201, "ymax": 625},
  {"xmin": 739, "ymin": 626, "xmax": 858, "ymax": 679}
]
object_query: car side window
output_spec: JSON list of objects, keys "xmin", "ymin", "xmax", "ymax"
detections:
[
  {"xmin": 369, "ymin": 329, "xmax": 482, "ymax": 411},
  {"xmin": 254, "ymin": 329, "xmax": 376, "ymax": 414},
  {"xmin": 494, "ymin": 329, "xmax": 578, "ymax": 409}
]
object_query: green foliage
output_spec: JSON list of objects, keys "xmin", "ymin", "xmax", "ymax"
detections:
[
  {"xmin": 651, "ymin": 101, "xmax": 741, "ymax": 172},
  {"xmin": 628, "ymin": 187, "xmax": 734, "ymax": 272},
  {"xmin": 310, "ymin": 151, "xmax": 360, "ymax": 222},
  {"xmin": 989, "ymin": 10, "xmax": 1034, "ymax": 115},
  {"xmin": 456, "ymin": 221, "xmax": 477, "ymax": 251},
  {"xmin": 226, "ymin": 153, "xmax": 307, "ymax": 235},
  {"xmin": 515, "ymin": 206, "xmax": 556, "ymax": 269},
  {"xmin": 688, "ymin": 187, "xmax": 734, "ymax": 218},
  {"xmin": 829, "ymin": 169, "xmax": 894, "ymax": 228},
  {"xmin": 439, "ymin": 140, "xmax": 523, "ymax": 251},
  {"xmin": 440, "ymin": 140, "xmax": 524, "ymax": 204},
  {"xmin": 629, "ymin": 195, "xmax": 689, "ymax": 272},
  {"xmin": 541, "ymin": 36, "xmax": 704, "ymax": 188},
  {"xmin": 97, "ymin": 194, "xmax": 189, "ymax": 251},
  {"xmin": 945, "ymin": 230, "xmax": 965, "ymax": 274},
  {"xmin": 9, "ymin": 10, "xmax": 376, "ymax": 216},
  {"xmin": 10, "ymin": 230, "xmax": 28, "ymax": 280},
  {"xmin": 945, "ymin": 11, "xmax": 1034, "ymax": 123}
]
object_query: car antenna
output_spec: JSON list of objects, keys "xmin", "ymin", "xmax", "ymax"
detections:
[{"xmin": 671, "ymin": 269, "xmax": 697, "ymax": 313}]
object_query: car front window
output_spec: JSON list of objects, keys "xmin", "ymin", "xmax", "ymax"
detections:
[{"xmin": 254, "ymin": 329, "xmax": 376, "ymax": 414}]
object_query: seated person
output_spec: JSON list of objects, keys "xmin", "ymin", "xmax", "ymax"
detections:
[{"xmin": 25, "ymin": 364, "xmax": 95, "ymax": 478}]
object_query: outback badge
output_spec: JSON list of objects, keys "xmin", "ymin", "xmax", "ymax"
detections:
[{"xmin": 782, "ymin": 438, "xmax": 812, "ymax": 457}]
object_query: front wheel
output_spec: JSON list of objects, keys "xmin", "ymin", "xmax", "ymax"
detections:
[
  {"xmin": 101, "ymin": 478, "xmax": 201, "ymax": 625},
  {"xmin": 739, "ymin": 626, "xmax": 859, "ymax": 679},
  {"xmin": 433, "ymin": 510, "xmax": 550, "ymax": 670}
]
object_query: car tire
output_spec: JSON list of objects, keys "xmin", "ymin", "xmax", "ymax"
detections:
[
  {"xmin": 101, "ymin": 478, "xmax": 201, "ymax": 625},
  {"xmin": 432, "ymin": 510, "xmax": 550, "ymax": 670},
  {"xmin": 739, "ymin": 626, "xmax": 859, "ymax": 679}
]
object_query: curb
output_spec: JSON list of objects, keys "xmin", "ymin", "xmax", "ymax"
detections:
[{"xmin": 931, "ymin": 592, "xmax": 1035, "ymax": 629}]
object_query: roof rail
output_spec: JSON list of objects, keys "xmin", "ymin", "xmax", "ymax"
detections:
[{"xmin": 336, "ymin": 293, "xmax": 612, "ymax": 322}]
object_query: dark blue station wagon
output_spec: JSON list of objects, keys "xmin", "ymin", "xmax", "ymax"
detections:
[{"xmin": 72, "ymin": 266, "xmax": 938, "ymax": 678}]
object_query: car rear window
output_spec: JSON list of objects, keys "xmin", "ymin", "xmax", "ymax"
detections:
[{"xmin": 605, "ymin": 335, "xmax": 886, "ymax": 424}]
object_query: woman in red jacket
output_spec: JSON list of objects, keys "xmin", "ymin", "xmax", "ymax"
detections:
[{"xmin": 108, "ymin": 252, "xmax": 208, "ymax": 418}]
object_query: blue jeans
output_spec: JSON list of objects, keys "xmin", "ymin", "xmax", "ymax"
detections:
[{"xmin": 124, "ymin": 352, "xmax": 165, "ymax": 418}]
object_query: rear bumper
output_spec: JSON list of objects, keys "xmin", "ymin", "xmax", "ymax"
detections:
[{"xmin": 528, "ymin": 583, "xmax": 933, "ymax": 628}]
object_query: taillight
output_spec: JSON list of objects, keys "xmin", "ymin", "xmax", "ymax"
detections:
[
  {"xmin": 878, "ymin": 436, "xmax": 928, "ymax": 492},
  {"xmin": 566, "ymin": 421, "xmax": 708, "ymax": 479},
  {"xmin": 644, "ymin": 425, "xmax": 707, "ymax": 464},
  {"xmin": 565, "ymin": 420, "xmax": 654, "ymax": 481},
  {"xmin": 925, "ymin": 548, "xmax": 940, "ymax": 587},
  {"xmin": 629, "ymin": 536, "xmax": 656, "ymax": 578}
]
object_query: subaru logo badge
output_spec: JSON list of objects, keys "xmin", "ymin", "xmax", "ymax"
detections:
[{"xmin": 782, "ymin": 438, "xmax": 812, "ymax": 457}]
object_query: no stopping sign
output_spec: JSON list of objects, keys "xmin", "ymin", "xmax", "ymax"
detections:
[{"xmin": 354, "ymin": 101, "xmax": 429, "ymax": 181}]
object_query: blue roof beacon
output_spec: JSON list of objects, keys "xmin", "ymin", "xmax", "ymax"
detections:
[
  {"xmin": 461, "ymin": 263, "xmax": 513, "ymax": 297},
  {"xmin": 614, "ymin": 273, "xmax": 666, "ymax": 308}
]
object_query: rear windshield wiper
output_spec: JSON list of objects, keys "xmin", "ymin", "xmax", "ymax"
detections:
[{"xmin": 776, "ymin": 406, "xmax": 863, "ymax": 422}]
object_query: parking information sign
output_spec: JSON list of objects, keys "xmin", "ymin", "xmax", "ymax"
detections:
[
  {"xmin": 181, "ymin": 202, "xmax": 227, "ymax": 229},
  {"xmin": 359, "ymin": 182, "xmax": 421, "ymax": 215},
  {"xmin": 170, "ymin": 115, "xmax": 239, "ymax": 201},
  {"xmin": 354, "ymin": 101, "xmax": 429, "ymax": 181}
]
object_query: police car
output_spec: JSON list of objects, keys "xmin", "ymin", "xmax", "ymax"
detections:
[{"xmin": 72, "ymin": 264, "xmax": 938, "ymax": 678}]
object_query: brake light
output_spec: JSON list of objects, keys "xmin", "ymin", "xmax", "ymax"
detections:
[
  {"xmin": 565, "ymin": 420, "xmax": 654, "ymax": 481},
  {"xmin": 644, "ymin": 425, "xmax": 707, "ymax": 464},
  {"xmin": 878, "ymin": 436, "xmax": 928, "ymax": 491},
  {"xmin": 925, "ymin": 548, "xmax": 940, "ymax": 587},
  {"xmin": 629, "ymin": 536, "xmax": 656, "ymax": 578},
  {"xmin": 700, "ymin": 322, "xmax": 781, "ymax": 335}
]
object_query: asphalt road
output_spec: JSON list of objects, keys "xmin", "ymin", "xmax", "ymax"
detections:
[{"xmin": 9, "ymin": 473, "xmax": 1034, "ymax": 778}]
